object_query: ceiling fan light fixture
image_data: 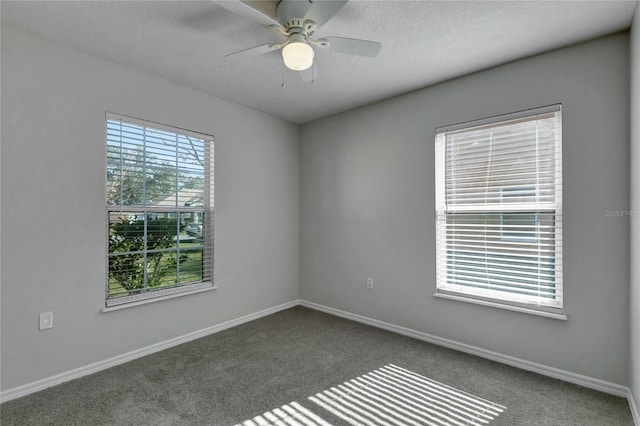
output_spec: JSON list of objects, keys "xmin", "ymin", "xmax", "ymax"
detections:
[{"xmin": 282, "ymin": 41, "xmax": 314, "ymax": 71}]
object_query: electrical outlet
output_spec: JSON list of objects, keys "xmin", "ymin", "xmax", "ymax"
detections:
[
  {"xmin": 39, "ymin": 312, "xmax": 53, "ymax": 330},
  {"xmin": 366, "ymin": 277, "xmax": 374, "ymax": 289}
]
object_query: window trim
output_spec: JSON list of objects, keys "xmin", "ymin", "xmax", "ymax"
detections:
[
  {"xmin": 433, "ymin": 292, "xmax": 567, "ymax": 320},
  {"xmin": 104, "ymin": 112, "xmax": 214, "ymax": 308},
  {"xmin": 102, "ymin": 282, "xmax": 216, "ymax": 312},
  {"xmin": 434, "ymin": 104, "xmax": 563, "ymax": 316}
]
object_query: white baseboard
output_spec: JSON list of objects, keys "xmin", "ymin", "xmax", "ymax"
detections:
[
  {"xmin": 1, "ymin": 298, "xmax": 634, "ymax": 414},
  {"xmin": 0, "ymin": 300, "xmax": 299, "ymax": 403},
  {"xmin": 299, "ymin": 300, "xmax": 630, "ymax": 398},
  {"xmin": 629, "ymin": 389, "xmax": 640, "ymax": 426}
]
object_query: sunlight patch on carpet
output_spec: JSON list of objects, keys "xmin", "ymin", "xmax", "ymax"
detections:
[
  {"xmin": 235, "ymin": 364, "xmax": 506, "ymax": 426},
  {"xmin": 308, "ymin": 364, "xmax": 506, "ymax": 426},
  {"xmin": 235, "ymin": 401, "xmax": 332, "ymax": 426}
]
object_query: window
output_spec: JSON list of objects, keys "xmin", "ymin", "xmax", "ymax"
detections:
[
  {"xmin": 105, "ymin": 113, "xmax": 214, "ymax": 307},
  {"xmin": 435, "ymin": 105, "xmax": 562, "ymax": 313}
]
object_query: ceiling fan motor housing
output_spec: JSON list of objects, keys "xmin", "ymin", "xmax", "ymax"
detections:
[{"xmin": 283, "ymin": 19, "xmax": 317, "ymax": 38}]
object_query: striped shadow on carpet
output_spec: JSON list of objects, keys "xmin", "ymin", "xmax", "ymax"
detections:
[{"xmin": 236, "ymin": 364, "xmax": 506, "ymax": 426}]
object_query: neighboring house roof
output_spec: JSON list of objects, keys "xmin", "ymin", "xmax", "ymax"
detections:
[{"xmin": 154, "ymin": 188, "xmax": 203, "ymax": 207}]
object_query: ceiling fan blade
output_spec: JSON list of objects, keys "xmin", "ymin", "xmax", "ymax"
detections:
[
  {"xmin": 225, "ymin": 43, "xmax": 280, "ymax": 58},
  {"xmin": 277, "ymin": 0, "xmax": 348, "ymax": 28},
  {"xmin": 277, "ymin": 0, "xmax": 312, "ymax": 24},
  {"xmin": 212, "ymin": 0, "xmax": 281, "ymax": 28},
  {"xmin": 324, "ymin": 37, "xmax": 382, "ymax": 57},
  {"xmin": 242, "ymin": 1, "xmax": 279, "ymax": 21},
  {"xmin": 302, "ymin": 1, "xmax": 349, "ymax": 28}
]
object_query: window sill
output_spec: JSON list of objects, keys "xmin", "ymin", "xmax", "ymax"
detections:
[
  {"xmin": 433, "ymin": 292, "xmax": 567, "ymax": 321},
  {"xmin": 103, "ymin": 282, "xmax": 216, "ymax": 312}
]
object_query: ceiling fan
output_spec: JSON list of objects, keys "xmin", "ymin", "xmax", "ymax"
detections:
[{"xmin": 215, "ymin": 0, "xmax": 382, "ymax": 76}]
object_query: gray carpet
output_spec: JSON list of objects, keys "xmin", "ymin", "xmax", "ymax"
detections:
[{"xmin": 0, "ymin": 306, "xmax": 634, "ymax": 425}]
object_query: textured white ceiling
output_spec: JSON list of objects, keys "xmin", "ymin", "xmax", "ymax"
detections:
[{"xmin": 1, "ymin": 1, "xmax": 637, "ymax": 123}]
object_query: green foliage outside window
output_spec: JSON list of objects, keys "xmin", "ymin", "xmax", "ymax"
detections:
[{"xmin": 108, "ymin": 216, "xmax": 188, "ymax": 293}]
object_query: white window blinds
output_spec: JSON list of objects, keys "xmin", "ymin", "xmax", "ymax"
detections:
[
  {"xmin": 105, "ymin": 113, "xmax": 214, "ymax": 307},
  {"xmin": 435, "ymin": 105, "xmax": 562, "ymax": 310}
]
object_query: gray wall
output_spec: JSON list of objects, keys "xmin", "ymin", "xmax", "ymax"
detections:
[
  {"xmin": 630, "ymin": 3, "xmax": 640, "ymax": 413},
  {"xmin": 0, "ymin": 26, "xmax": 299, "ymax": 392},
  {"xmin": 300, "ymin": 33, "xmax": 630, "ymax": 385}
]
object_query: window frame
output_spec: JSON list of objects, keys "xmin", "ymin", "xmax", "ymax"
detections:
[
  {"xmin": 104, "ymin": 112, "xmax": 215, "ymax": 309},
  {"xmin": 434, "ymin": 105, "xmax": 563, "ymax": 317}
]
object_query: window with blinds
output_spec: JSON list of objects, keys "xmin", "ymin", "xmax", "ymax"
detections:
[
  {"xmin": 435, "ymin": 105, "xmax": 562, "ymax": 312},
  {"xmin": 105, "ymin": 113, "xmax": 214, "ymax": 307}
]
